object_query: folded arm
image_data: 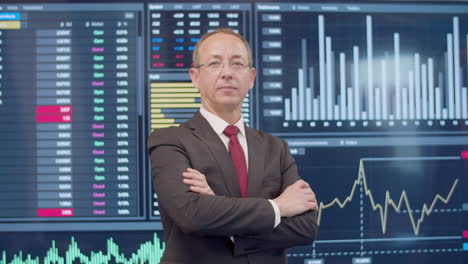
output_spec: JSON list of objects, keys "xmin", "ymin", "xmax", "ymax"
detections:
[
  {"xmin": 181, "ymin": 138, "xmax": 319, "ymax": 253},
  {"xmin": 234, "ymin": 144, "xmax": 318, "ymax": 254}
]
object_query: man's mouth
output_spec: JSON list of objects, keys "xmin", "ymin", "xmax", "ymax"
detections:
[{"xmin": 217, "ymin": 86, "xmax": 237, "ymax": 90}]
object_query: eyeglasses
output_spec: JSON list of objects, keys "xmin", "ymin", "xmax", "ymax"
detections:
[{"xmin": 193, "ymin": 61, "xmax": 252, "ymax": 73}]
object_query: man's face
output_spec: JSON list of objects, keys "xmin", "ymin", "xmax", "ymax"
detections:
[{"xmin": 190, "ymin": 33, "xmax": 256, "ymax": 114}]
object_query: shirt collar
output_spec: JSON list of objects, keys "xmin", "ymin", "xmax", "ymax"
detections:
[{"xmin": 199, "ymin": 106, "xmax": 245, "ymax": 136}]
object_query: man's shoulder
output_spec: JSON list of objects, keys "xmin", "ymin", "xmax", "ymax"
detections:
[
  {"xmin": 152, "ymin": 123, "xmax": 190, "ymax": 135},
  {"xmin": 147, "ymin": 121, "xmax": 193, "ymax": 150}
]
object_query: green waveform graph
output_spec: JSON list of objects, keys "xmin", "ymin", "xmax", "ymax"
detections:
[{"xmin": 1, "ymin": 233, "xmax": 165, "ymax": 264}]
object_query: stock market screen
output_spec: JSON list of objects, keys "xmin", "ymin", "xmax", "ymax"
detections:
[{"xmin": 0, "ymin": 1, "xmax": 466, "ymax": 264}]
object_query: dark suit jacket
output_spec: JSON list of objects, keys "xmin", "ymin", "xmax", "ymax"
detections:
[{"xmin": 148, "ymin": 111, "xmax": 318, "ymax": 264}]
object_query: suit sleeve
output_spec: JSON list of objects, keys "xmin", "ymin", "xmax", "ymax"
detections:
[
  {"xmin": 149, "ymin": 128, "xmax": 276, "ymax": 237},
  {"xmin": 233, "ymin": 139, "xmax": 318, "ymax": 255}
]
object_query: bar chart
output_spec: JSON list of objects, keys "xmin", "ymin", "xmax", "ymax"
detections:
[
  {"xmin": 149, "ymin": 82, "xmax": 201, "ymax": 129},
  {"xmin": 256, "ymin": 5, "xmax": 468, "ymax": 133}
]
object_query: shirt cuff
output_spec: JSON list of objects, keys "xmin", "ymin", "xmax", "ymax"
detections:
[{"xmin": 268, "ymin": 199, "xmax": 281, "ymax": 228}]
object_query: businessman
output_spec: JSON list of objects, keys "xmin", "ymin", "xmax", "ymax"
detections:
[{"xmin": 148, "ymin": 28, "xmax": 318, "ymax": 264}]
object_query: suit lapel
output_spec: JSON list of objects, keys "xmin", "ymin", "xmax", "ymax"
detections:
[
  {"xmin": 189, "ymin": 112, "xmax": 241, "ymax": 197},
  {"xmin": 245, "ymin": 127, "xmax": 265, "ymax": 197}
]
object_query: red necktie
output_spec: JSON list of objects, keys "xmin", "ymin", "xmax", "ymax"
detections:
[{"xmin": 223, "ymin": 125, "xmax": 248, "ymax": 198}]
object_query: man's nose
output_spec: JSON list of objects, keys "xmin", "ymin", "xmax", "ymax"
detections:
[{"xmin": 220, "ymin": 63, "xmax": 233, "ymax": 79}]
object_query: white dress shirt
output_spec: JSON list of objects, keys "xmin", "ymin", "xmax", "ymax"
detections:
[{"xmin": 199, "ymin": 107, "xmax": 281, "ymax": 228}]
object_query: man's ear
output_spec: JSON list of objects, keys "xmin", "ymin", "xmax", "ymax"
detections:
[
  {"xmin": 249, "ymin": 67, "xmax": 256, "ymax": 89},
  {"xmin": 189, "ymin": 67, "xmax": 199, "ymax": 90}
]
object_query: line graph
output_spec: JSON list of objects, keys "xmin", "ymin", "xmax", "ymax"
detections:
[
  {"xmin": 317, "ymin": 157, "xmax": 460, "ymax": 236},
  {"xmin": 290, "ymin": 145, "xmax": 465, "ymax": 264}
]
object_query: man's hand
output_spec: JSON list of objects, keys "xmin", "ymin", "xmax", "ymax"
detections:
[
  {"xmin": 273, "ymin": 180, "xmax": 317, "ymax": 217},
  {"xmin": 182, "ymin": 168, "xmax": 215, "ymax": 195}
]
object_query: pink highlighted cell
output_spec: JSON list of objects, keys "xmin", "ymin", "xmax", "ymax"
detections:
[
  {"xmin": 152, "ymin": 62, "xmax": 165, "ymax": 67},
  {"xmin": 461, "ymin": 151, "xmax": 468, "ymax": 159},
  {"xmin": 463, "ymin": 230, "xmax": 468, "ymax": 238},
  {"xmin": 36, "ymin": 114, "xmax": 72, "ymax": 123},
  {"xmin": 36, "ymin": 105, "xmax": 72, "ymax": 114},
  {"xmin": 37, "ymin": 208, "xmax": 74, "ymax": 217}
]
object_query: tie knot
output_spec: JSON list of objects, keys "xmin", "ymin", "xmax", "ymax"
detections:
[{"xmin": 223, "ymin": 125, "xmax": 239, "ymax": 137}]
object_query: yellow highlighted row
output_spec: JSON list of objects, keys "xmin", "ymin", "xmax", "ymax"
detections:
[
  {"xmin": 150, "ymin": 93, "xmax": 200, "ymax": 98},
  {"xmin": 151, "ymin": 118, "xmax": 175, "ymax": 124},
  {"xmin": 151, "ymin": 83, "xmax": 193, "ymax": 88},
  {"xmin": 151, "ymin": 124, "xmax": 179, "ymax": 129},
  {"xmin": 150, "ymin": 109, "xmax": 196, "ymax": 114},
  {"xmin": 151, "ymin": 103, "xmax": 201, "ymax": 108},
  {"xmin": 0, "ymin": 21, "xmax": 20, "ymax": 29},
  {"xmin": 151, "ymin": 113, "xmax": 164, "ymax": 118},
  {"xmin": 152, "ymin": 88, "xmax": 198, "ymax": 93},
  {"xmin": 151, "ymin": 98, "xmax": 199, "ymax": 103}
]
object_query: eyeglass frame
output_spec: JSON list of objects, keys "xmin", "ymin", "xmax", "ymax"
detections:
[{"xmin": 192, "ymin": 61, "xmax": 253, "ymax": 72}]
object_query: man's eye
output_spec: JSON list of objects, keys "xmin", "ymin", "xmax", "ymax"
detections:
[
  {"xmin": 232, "ymin": 62, "xmax": 245, "ymax": 68},
  {"xmin": 208, "ymin": 61, "xmax": 221, "ymax": 67}
]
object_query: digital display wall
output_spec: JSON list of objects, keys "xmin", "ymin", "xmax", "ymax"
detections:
[{"xmin": 0, "ymin": 1, "xmax": 466, "ymax": 264}]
